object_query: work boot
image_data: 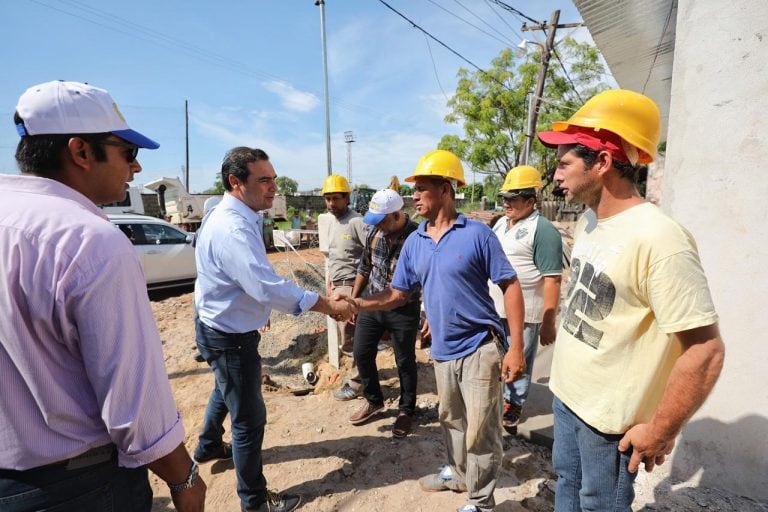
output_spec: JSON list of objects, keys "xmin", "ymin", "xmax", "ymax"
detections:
[
  {"xmin": 348, "ymin": 402, "xmax": 384, "ymax": 425},
  {"xmin": 193, "ymin": 442, "xmax": 232, "ymax": 464},
  {"xmin": 242, "ymin": 491, "xmax": 301, "ymax": 512}
]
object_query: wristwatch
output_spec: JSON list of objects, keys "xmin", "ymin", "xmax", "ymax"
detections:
[{"xmin": 168, "ymin": 462, "xmax": 199, "ymax": 493}]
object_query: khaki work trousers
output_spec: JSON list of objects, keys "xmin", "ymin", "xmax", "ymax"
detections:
[{"xmin": 434, "ymin": 340, "xmax": 503, "ymax": 511}]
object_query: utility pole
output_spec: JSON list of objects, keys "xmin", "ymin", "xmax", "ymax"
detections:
[
  {"xmin": 344, "ymin": 131, "xmax": 355, "ymax": 186},
  {"xmin": 316, "ymin": 0, "xmax": 332, "ymax": 175},
  {"xmin": 520, "ymin": 10, "xmax": 582, "ymax": 165},
  {"xmin": 184, "ymin": 99, "xmax": 190, "ymax": 191}
]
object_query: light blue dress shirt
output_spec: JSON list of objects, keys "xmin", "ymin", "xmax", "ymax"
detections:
[{"xmin": 194, "ymin": 193, "xmax": 319, "ymax": 333}]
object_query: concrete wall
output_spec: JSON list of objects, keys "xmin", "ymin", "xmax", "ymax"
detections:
[{"xmin": 661, "ymin": 0, "xmax": 768, "ymax": 501}]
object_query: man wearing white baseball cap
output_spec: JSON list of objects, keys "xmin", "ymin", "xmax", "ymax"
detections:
[
  {"xmin": 345, "ymin": 189, "xmax": 422, "ymax": 437},
  {"xmin": 0, "ymin": 81, "xmax": 206, "ymax": 511}
]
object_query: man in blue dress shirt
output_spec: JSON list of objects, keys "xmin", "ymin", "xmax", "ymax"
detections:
[{"xmin": 192, "ymin": 146, "xmax": 355, "ymax": 512}]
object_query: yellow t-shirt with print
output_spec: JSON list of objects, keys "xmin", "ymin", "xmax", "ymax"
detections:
[{"xmin": 550, "ymin": 202, "xmax": 718, "ymax": 434}]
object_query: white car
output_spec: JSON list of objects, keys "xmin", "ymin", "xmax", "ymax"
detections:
[{"xmin": 108, "ymin": 214, "xmax": 197, "ymax": 290}]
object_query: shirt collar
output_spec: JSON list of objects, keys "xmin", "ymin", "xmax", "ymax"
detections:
[
  {"xmin": 221, "ymin": 192, "xmax": 262, "ymax": 224},
  {"xmin": 417, "ymin": 213, "xmax": 466, "ymax": 237},
  {"xmin": 1, "ymin": 174, "xmax": 107, "ymax": 219}
]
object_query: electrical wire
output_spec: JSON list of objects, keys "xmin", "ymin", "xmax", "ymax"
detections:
[
  {"xmin": 29, "ymin": 0, "xmax": 388, "ymax": 119},
  {"xmin": 443, "ymin": 0, "xmax": 516, "ymax": 46},
  {"xmin": 642, "ymin": 0, "xmax": 676, "ymax": 93},
  {"xmin": 482, "ymin": 0, "xmax": 524, "ymax": 41},
  {"xmin": 376, "ymin": 0, "xmax": 487, "ymax": 75},
  {"xmin": 487, "ymin": 0, "xmax": 541, "ymax": 26},
  {"xmin": 423, "ymin": 34, "xmax": 450, "ymax": 102},
  {"xmin": 551, "ymin": 48, "xmax": 584, "ymax": 103}
]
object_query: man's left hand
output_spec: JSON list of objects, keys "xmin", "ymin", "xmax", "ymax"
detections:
[
  {"xmin": 540, "ymin": 320, "xmax": 557, "ymax": 346},
  {"xmin": 618, "ymin": 423, "xmax": 676, "ymax": 473}
]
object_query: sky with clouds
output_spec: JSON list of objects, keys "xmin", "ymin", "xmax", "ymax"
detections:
[{"xmin": 0, "ymin": 0, "xmax": 595, "ymax": 193}]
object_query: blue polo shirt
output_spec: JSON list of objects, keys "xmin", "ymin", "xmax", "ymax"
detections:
[{"xmin": 391, "ymin": 214, "xmax": 516, "ymax": 361}]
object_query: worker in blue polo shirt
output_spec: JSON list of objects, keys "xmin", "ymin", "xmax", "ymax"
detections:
[{"xmin": 352, "ymin": 149, "xmax": 525, "ymax": 512}]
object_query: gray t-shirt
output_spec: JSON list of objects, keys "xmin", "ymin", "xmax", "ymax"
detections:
[{"xmin": 328, "ymin": 209, "xmax": 367, "ymax": 282}]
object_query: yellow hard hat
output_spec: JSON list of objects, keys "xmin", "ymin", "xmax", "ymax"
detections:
[
  {"xmin": 500, "ymin": 165, "xmax": 542, "ymax": 194},
  {"xmin": 321, "ymin": 174, "xmax": 351, "ymax": 195},
  {"xmin": 539, "ymin": 89, "xmax": 660, "ymax": 164},
  {"xmin": 405, "ymin": 149, "xmax": 466, "ymax": 187}
]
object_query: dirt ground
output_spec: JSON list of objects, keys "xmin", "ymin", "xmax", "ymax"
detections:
[{"xmin": 146, "ymin": 244, "xmax": 765, "ymax": 512}]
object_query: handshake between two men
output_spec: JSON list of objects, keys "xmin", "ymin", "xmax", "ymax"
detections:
[{"xmin": 310, "ymin": 293, "xmax": 359, "ymax": 322}]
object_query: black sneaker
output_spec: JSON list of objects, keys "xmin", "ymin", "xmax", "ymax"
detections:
[
  {"xmin": 243, "ymin": 491, "xmax": 301, "ymax": 512},
  {"xmin": 193, "ymin": 442, "xmax": 232, "ymax": 464}
]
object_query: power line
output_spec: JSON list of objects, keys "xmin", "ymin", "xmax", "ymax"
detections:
[
  {"xmin": 488, "ymin": 0, "xmax": 541, "ymax": 26},
  {"xmin": 551, "ymin": 47, "xmax": 584, "ymax": 103},
  {"xmin": 444, "ymin": 0, "xmax": 516, "ymax": 46},
  {"xmin": 376, "ymin": 0, "xmax": 488, "ymax": 77},
  {"xmin": 29, "ymin": 0, "xmax": 388, "ymax": 119},
  {"xmin": 482, "ymin": 0, "xmax": 524, "ymax": 41},
  {"xmin": 423, "ymin": 33, "xmax": 450, "ymax": 101},
  {"xmin": 643, "ymin": 0, "xmax": 675, "ymax": 93}
]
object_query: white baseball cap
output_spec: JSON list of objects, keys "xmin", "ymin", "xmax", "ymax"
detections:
[
  {"xmin": 363, "ymin": 189, "xmax": 404, "ymax": 225},
  {"xmin": 15, "ymin": 80, "xmax": 159, "ymax": 149}
]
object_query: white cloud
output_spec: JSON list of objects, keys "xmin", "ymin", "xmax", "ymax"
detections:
[{"xmin": 263, "ymin": 81, "xmax": 319, "ymax": 113}]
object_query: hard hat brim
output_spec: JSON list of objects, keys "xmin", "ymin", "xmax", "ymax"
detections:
[{"xmin": 537, "ymin": 129, "xmax": 580, "ymax": 148}]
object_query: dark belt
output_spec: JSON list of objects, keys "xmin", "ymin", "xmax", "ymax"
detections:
[
  {"xmin": 4, "ymin": 444, "xmax": 117, "ymax": 476},
  {"xmin": 332, "ymin": 279, "xmax": 354, "ymax": 287},
  {"xmin": 51, "ymin": 444, "xmax": 116, "ymax": 471}
]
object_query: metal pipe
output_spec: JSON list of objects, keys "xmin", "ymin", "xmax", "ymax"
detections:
[{"xmin": 317, "ymin": 0, "xmax": 332, "ymax": 175}]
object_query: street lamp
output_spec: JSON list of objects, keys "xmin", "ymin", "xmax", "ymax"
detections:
[
  {"xmin": 344, "ymin": 131, "xmax": 355, "ymax": 186},
  {"xmin": 515, "ymin": 39, "xmax": 545, "ymax": 58}
]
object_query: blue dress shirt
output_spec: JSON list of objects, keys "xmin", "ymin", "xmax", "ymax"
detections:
[{"xmin": 194, "ymin": 193, "xmax": 319, "ymax": 333}]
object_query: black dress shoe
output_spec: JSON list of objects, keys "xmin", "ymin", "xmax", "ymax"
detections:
[{"xmin": 192, "ymin": 442, "xmax": 232, "ymax": 464}]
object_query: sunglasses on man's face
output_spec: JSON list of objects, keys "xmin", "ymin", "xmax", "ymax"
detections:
[{"xmin": 99, "ymin": 140, "xmax": 140, "ymax": 162}]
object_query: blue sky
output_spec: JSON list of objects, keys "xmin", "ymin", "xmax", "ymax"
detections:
[{"xmin": 1, "ymin": 0, "xmax": 592, "ymax": 193}]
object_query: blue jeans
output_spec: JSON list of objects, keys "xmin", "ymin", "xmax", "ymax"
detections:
[
  {"xmin": 552, "ymin": 397, "xmax": 636, "ymax": 511},
  {"xmin": 0, "ymin": 453, "xmax": 151, "ymax": 511},
  {"xmin": 195, "ymin": 319, "xmax": 268, "ymax": 509},
  {"xmin": 501, "ymin": 322, "xmax": 540, "ymax": 406},
  {"xmin": 353, "ymin": 300, "xmax": 420, "ymax": 414}
]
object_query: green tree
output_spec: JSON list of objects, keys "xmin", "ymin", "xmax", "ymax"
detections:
[
  {"xmin": 276, "ymin": 176, "xmax": 298, "ymax": 195},
  {"xmin": 439, "ymin": 39, "xmax": 607, "ymax": 185},
  {"xmin": 483, "ymin": 174, "xmax": 504, "ymax": 202},
  {"xmin": 398, "ymin": 183, "xmax": 412, "ymax": 197},
  {"xmin": 202, "ymin": 174, "xmax": 225, "ymax": 194},
  {"xmin": 458, "ymin": 182, "xmax": 483, "ymax": 202}
]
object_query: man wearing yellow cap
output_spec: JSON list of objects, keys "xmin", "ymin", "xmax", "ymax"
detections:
[
  {"xmin": 353, "ymin": 150, "xmax": 526, "ymax": 512},
  {"xmin": 537, "ymin": 89, "xmax": 725, "ymax": 510},
  {"xmin": 489, "ymin": 165, "xmax": 563, "ymax": 435}
]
